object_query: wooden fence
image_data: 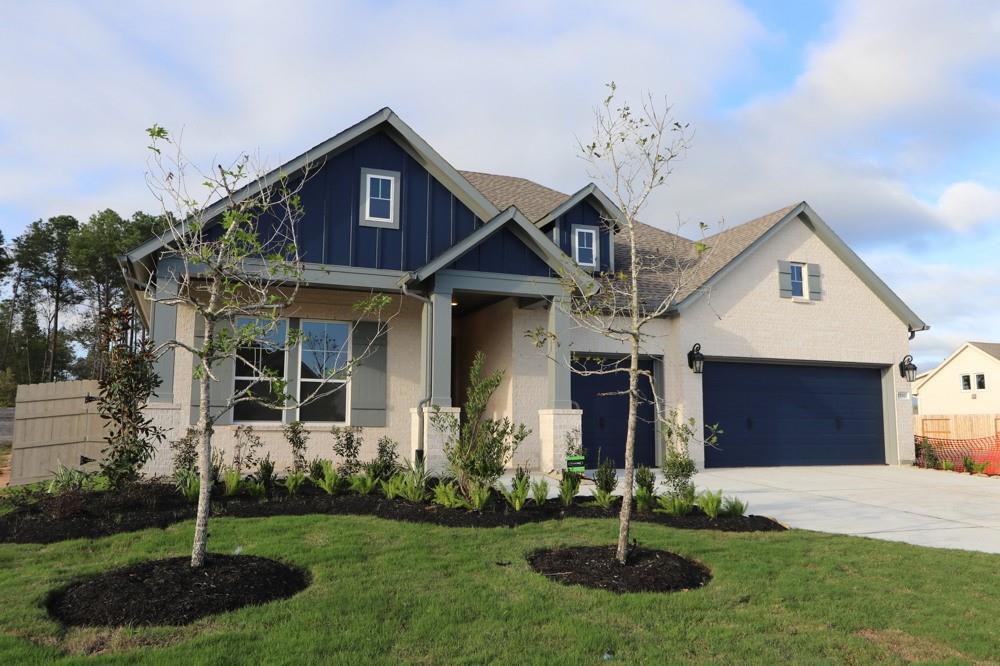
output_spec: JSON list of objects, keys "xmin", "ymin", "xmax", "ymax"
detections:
[
  {"xmin": 913, "ymin": 413, "xmax": 1000, "ymax": 440},
  {"xmin": 10, "ymin": 380, "xmax": 105, "ymax": 486}
]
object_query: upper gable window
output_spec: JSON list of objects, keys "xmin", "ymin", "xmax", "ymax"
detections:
[
  {"xmin": 572, "ymin": 225, "xmax": 598, "ymax": 268},
  {"xmin": 779, "ymin": 261, "xmax": 821, "ymax": 301},
  {"xmin": 789, "ymin": 263, "xmax": 805, "ymax": 298},
  {"xmin": 359, "ymin": 168, "xmax": 400, "ymax": 229},
  {"xmin": 977, "ymin": 373, "xmax": 987, "ymax": 390},
  {"xmin": 961, "ymin": 374, "xmax": 972, "ymax": 391}
]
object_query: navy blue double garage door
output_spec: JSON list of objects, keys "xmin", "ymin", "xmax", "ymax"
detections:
[{"xmin": 704, "ymin": 361, "xmax": 886, "ymax": 467}]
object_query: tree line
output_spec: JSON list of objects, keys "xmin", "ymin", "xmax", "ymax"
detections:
[{"xmin": 0, "ymin": 210, "xmax": 165, "ymax": 404}]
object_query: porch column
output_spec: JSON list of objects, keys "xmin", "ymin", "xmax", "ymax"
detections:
[
  {"xmin": 547, "ymin": 297, "xmax": 572, "ymax": 409},
  {"xmin": 429, "ymin": 287, "xmax": 453, "ymax": 407}
]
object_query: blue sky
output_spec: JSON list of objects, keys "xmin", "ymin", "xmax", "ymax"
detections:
[{"xmin": 1, "ymin": 0, "xmax": 998, "ymax": 370}]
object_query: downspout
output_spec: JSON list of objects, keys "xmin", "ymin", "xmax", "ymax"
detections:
[{"xmin": 400, "ymin": 273, "xmax": 432, "ymax": 463}]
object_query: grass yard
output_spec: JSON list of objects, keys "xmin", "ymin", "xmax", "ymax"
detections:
[{"xmin": 1, "ymin": 514, "xmax": 998, "ymax": 664}]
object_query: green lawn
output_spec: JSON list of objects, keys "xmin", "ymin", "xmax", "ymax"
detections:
[{"xmin": 0, "ymin": 515, "xmax": 997, "ymax": 664}]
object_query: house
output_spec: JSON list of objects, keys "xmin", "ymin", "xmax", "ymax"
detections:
[
  {"xmin": 121, "ymin": 107, "xmax": 928, "ymax": 473},
  {"xmin": 913, "ymin": 342, "xmax": 1000, "ymax": 416}
]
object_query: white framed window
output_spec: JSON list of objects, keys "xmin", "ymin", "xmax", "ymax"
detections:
[
  {"xmin": 977, "ymin": 373, "xmax": 987, "ymax": 390},
  {"xmin": 233, "ymin": 318, "xmax": 288, "ymax": 423},
  {"xmin": 359, "ymin": 167, "xmax": 400, "ymax": 229},
  {"xmin": 572, "ymin": 226, "xmax": 598, "ymax": 268},
  {"xmin": 961, "ymin": 374, "xmax": 972, "ymax": 391},
  {"xmin": 298, "ymin": 320, "xmax": 351, "ymax": 423},
  {"xmin": 790, "ymin": 263, "xmax": 805, "ymax": 298}
]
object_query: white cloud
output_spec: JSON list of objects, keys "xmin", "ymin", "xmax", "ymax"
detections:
[{"xmin": 934, "ymin": 182, "xmax": 1000, "ymax": 230}]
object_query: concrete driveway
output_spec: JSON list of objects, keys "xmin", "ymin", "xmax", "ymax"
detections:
[{"xmin": 696, "ymin": 465, "xmax": 1000, "ymax": 554}]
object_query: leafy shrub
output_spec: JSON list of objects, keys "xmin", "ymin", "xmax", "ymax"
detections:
[
  {"xmin": 47, "ymin": 464, "xmax": 93, "ymax": 495},
  {"xmin": 592, "ymin": 488, "xmax": 617, "ymax": 509},
  {"xmin": 246, "ymin": 479, "xmax": 267, "ymax": 499},
  {"xmin": 634, "ymin": 486, "xmax": 656, "ymax": 512},
  {"xmin": 594, "ymin": 455, "xmax": 618, "ymax": 494},
  {"xmin": 170, "ymin": 427, "xmax": 199, "ymax": 479},
  {"xmin": 559, "ymin": 473, "xmax": 581, "ymax": 507},
  {"xmin": 232, "ymin": 425, "xmax": 263, "ymax": 474},
  {"xmin": 174, "ymin": 468, "xmax": 200, "ymax": 504},
  {"xmin": 283, "ymin": 470, "xmax": 307, "ymax": 496},
  {"xmin": 382, "ymin": 462, "xmax": 429, "ymax": 503},
  {"xmin": 662, "ymin": 446, "xmax": 697, "ymax": 498},
  {"xmin": 432, "ymin": 480, "xmax": 468, "ymax": 509},
  {"xmin": 721, "ymin": 495, "xmax": 748, "ymax": 517},
  {"xmin": 96, "ymin": 309, "xmax": 165, "ymax": 487},
  {"xmin": 657, "ymin": 486, "xmax": 695, "ymax": 516},
  {"xmin": 940, "ymin": 460, "xmax": 955, "ymax": 471},
  {"xmin": 564, "ymin": 427, "xmax": 583, "ymax": 457},
  {"xmin": 513, "ymin": 466, "xmax": 530, "ymax": 486},
  {"xmin": 432, "ymin": 352, "xmax": 530, "ymax": 498},
  {"xmin": 973, "ymin": 461, "xmax": 989, "ymax": 474},
  {"xmin": 696, "ymin": 489, "xmax": 724, "ymax": 519},
  {"xmin": 221, "ymin": 468, "xmax": 242, "ymax": 497},
  {"xmin": 963, "ymin": 455, "xmax": 976, "ymax": 474},
  {"xmin": 331, "ymin": 426, "xmax": 364, "ymax": 475},
  {"xmin": 380, "ymin": 473, "xmax": 406, "ymax": 500},
  {"xmin": 282, "ymin": 421, "xmax": 310, "ymax": 474},
  {"xmin": 255, "ymin": 454, "xmax": 277, "ymax": 494},
  {"xmin": 500, "ymin": 475, "xmax": 530, "ymax": 511},
  {"xmin": 531, "ymin": 478, "xmax": 549, "ymax": 506},
  {"xmin": 349, "ymin": 472, "xmax": 378, "ymax": 495},
  {"xmin": 314, "ymin": 460, "xmax": 345, "ymax": 495},
  {"xmin": 915, "ymin": 437, "xmax": 939, "ymax": 469},
  {"xmin": 466, "ymin": 481, "xmax": 492, "ymax": 511},
  {"xmin": 309, "ymin": 457, "xmax": 329, "ymax": 483},
  {"xmin": 363, "ymin": 436, "xmax": 400, "ymax": 481},
  {"xmin": 634, "ymin": 465, "xmax": 656, "ymax": 495}
]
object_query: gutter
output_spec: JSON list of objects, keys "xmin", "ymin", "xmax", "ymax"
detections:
[{"xmin": 400, "ymin": 273, "xmax": 432, "ymax": 464}]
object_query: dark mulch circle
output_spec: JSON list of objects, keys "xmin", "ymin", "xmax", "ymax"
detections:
[
  {"xmin": 0, "ymin": 481, "xmax": 785, "ymax": 544},
  {"xmin": 46, "ymin": 554, "xmax": 309, "ymax": 627},
  {"xmin": 527, "ymin": 545, "xmax": 712, "ymax": 594}
]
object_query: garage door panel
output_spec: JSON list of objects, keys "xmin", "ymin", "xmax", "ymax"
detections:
[{"xmin": 704, "ymin": 361, "xmax": 885, "ymax": 467}]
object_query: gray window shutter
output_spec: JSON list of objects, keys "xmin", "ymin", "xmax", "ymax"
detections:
[
  {"xmin": 350, "ymin": 321, "xmax": 387, "ymax": 427},
  {"xmin": 190, "ymin": 316, "xmax": 235, "ymax": 426},
  {"xmin": 807, "ymin": 263, "xmax": 822, "ymax": 301},
  {"xmin": 777, "ymin": 260, "xmax": 793, "ymax": 298}
]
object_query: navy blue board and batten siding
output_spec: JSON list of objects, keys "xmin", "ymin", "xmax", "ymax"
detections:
[
  {"xmin": 550, "ymin": 200, "xmax": 612, "ymax": 273},
  {"xmin": 266, "ymin": 130, "xmax": 550, "ymax": 277}
]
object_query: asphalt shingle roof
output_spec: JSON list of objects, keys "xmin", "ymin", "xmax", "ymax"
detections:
[
  {"xmin": 459, "ymin": 171, "xmax": 570, "ymax": 223},
  {"xmin": 970, "ymin": 342, "xmax": 1000, "ymax": 362}
]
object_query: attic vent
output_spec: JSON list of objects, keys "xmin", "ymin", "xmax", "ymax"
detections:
[{"xmin": 896, "ymin": 390, "xmax": 910, "ymax": 400}]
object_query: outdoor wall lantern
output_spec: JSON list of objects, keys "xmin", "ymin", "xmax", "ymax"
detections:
[
  {"xmin": 898, "ymin": 355, "xmax": 917, "ymax": 382},
  {"xmin": 687, "ymin": 343, "xmax": 705, "ymax": 374}
]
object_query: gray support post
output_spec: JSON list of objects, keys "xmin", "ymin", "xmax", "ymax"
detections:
[
  {"xmin": 151, "ymin": 264, "xmax": 178, "ymax": 403},
  {"xmin": 429, "ymin": 288, "xmax": 453, "ymax": 407},
  {"xmin": 547, "ymin": 297, "xmax": 573, "ymax": 409}
]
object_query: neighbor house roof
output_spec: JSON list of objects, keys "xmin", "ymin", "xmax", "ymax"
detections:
[
  {"xmin": 970, "ymin": 342, "xmax": 1000, "ymax": 362},
  {"xmin": 912, "ymin": 341, "xmax": 1000, "ymax": 393}
]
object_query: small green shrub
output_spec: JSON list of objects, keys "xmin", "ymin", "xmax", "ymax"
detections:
[
  {"xmin": 221, "ymin": 468, "xmax": 242, "ymax": 497},
  {"xmin": 662, "ymin": 446, "xmax": 697, "ymax": 498},
  {"xmin": 170, "ymin": 427, "xmax": 199, "ymax": 479},
  {"xmin": 513, "ymin": 466, "xmax": 530, "ymax": 486},
  {"xmin": 657, "ymin": 487, "xmax": 695, "ymax": 516},
  {"xmin": 940, "ymin": 460, "xmax": 955, "ymax": 471},
  {"xmin": 592, "ymin": 488, "xmax": 617, "ymax": 509},
  {"xmin": 531, "ymin": 479, "xmax": 549, "ymax": 506},
  {"xmin": 331, "ymin": 426, "xmax": 364, "ymax": 475},
  {"xmin": 500, "ymin": 475, "xmax": 530, "ymax": 511},
  {"xmin": 283, "ymin": 470, "xmax": 307, "ymax": 496},
  {"xmin": 973, "ymin": 461, "xmax": 989, "ymax": 474},
  {"xmin": 232, "ymin": 425, "xmax": 263, "ymax": 475},
  {"xmin": 246, "ymin": 479, "xmax": 267, "ymax": 499},
  {"xmin": 634, "ymin": 465, "xmax": 656, "ymax": 495},
  {"xmin": 362, "ymin": 436, "xmax": 400, "ymax": 481},
  {"xmin": 634, "ymin": 486, "xmax": 656, "ymax": 512},
  {"xmin": 315, "ymin": 460, "xmax": 346, "ymax": 495},
  {"xmin": 432, "ymin": 480, "xmax": 468, "ymax": 509},
  {"xmin": 721, "ymin": 495, "xmax": 748, "ymax": 517},
  {"xmin": 282, "ymin": 421, "xmax": 310, "ymax": 474},
  {"xmin": 380, "ymin": 473, "xmax": 406, "ymax": 500},
  {"xmin": 255, "ymin": 454, "xmax": 277, "ymax": 494},
  {"xmin": 382, "ymin": 463, "xmax": 429, "ymax": 502},
  {"xmin": 696, "ymin": 489, "xmax": 724, "ymax": 519},
  {"xmin": 47, "ymin": 464, "xmax": 92, "ymax": 495},
  {"xmin": 309, "ymin": 457, "xmax": 329, "ymax": 483},
  {"xmin": 594, "ymin": 456, "xmax": 617, "ymax": 494},
  {"xmin": 349, "ymin": 472, "xmax": 378, "ymax": 495},
  {"xmin": 915, "ymin": 437, "xmax": 939, "ymax": 469},
  {"xmin": 559, "ymin": 473, "xmax": 581, "ymax": 507},
  {"xmin": 963, "ymin": 455, "xmax": 975, "ymax": 474},
  {"xmin": 466, "ymin": 481, "xmax": 492, "ymax": 511},
  {"xmin": 174, "ymin": 468, "xmax": 200, "ymax": 503}
]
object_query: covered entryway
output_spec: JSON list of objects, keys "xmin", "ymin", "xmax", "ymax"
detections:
[
  {"xmin": 703, "ymin": 361, "xmax": 886, "ymax": 467},
  {"xmin": 572, "ymin": 356, "xmax": 656, "ymax": 468}
]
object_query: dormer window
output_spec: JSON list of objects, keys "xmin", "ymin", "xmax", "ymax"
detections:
[
  {"xmin": 572, "ymin": 225, "xmax": 598, "ymax": 268},
  {"xmin": 359, "ymin": 168, "xmax": 400, "ymax": 229}
]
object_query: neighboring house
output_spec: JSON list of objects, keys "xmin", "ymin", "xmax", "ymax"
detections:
[
  {"xmin": 913, "ymin": 342, "xmax": 1000, "ymax": 415},
  {"xmin": 121, "ymin": 108, "xmax": 928, "ymax": 473}
]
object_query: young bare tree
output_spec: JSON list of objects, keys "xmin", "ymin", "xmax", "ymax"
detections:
[
  {"xmin": 533, "ymin": 83, "xmax": 718, "ymax": 564},
  {"xmin": 144, "ymin": 126, "xmax": 396, "ymax": 568}
]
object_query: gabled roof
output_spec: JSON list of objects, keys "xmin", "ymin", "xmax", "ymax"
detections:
[
  {"xmin": 912, "ymin": 341, "xmax": 1000, "ymax": 392},
  {"xmin": 399, "ymin": 206, "xmax": 595, "ymax": 292},
  {"xmin": 534, "ymin": 183, "xmax": 624, "ymax": 230},
  {"xmin": 127, "ymin": 108, "xmax": 502, "ymax": 263},
  {"xmin": 459, "ymin": 171, "xmax": 569, "ymax": 223}
]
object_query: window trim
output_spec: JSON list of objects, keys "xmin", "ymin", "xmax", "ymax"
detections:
[
  {"xmin": 961, "ymin": 374, "xmax": 972, "ymax": 392},
  {"xmin": 571, "ymin": 224, "xmax": 599, "ymax": 269},
  {"xmin": 359, "ymin": 167, "xmax": 401, "ymax": 229},
  {"xmin": 296, "ymin": 318, "xmax": 351, "ymax": 425},
  {"xmin": 789, "ymin": 262, "xmax": 806, "ymax": 299},
  {"xmin": 232, "ymin": 317, "xmax": 290, "ymax": 425}
]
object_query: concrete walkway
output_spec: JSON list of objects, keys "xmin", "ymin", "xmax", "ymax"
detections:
[{"xmin": 696, "ymin": 465, "xmax": 1000, "ymax": 554}]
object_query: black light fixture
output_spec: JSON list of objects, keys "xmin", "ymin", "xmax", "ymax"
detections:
[
  {"xmin": 79, "ymin": 455, "xmax": 95, "ymax": 466},
  {"xmin": 83, "ymin": 393, "xmax": 98, "ymax": 403},
  {"xmin": 687, "ymin": 343, "xmax": 705, "ymax": 374},
  {"xmin": 898, "ymin": 354, "xmax": 917, "ymax": 382}
]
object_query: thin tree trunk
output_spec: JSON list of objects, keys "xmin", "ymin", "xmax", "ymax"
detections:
[
  {"xmin": 48, "ymin": 283, "xmax": 60, "ymax": 382},
  {"xmin": 0, "ymin": 270, "xmax": 22, "ymax": 369},
  {"xmin": 190, "ymin": 320, "xmax": 214, "ymax": 568},
  {"xmin": 616, "ymin": 219, "xmax": 642, "ymax": 565}
]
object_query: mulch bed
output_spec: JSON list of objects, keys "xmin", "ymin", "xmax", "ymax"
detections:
[
  {"xmin": 527, "ymin": 545, "xmax": 712, "ymax": 593},
  {"xmin": 46, "ymin": 554, "xmax": 309, "ymax": 627},
  {"xmin": 0, "ymin": 482, "xmax": 784, "ymax": 544}
]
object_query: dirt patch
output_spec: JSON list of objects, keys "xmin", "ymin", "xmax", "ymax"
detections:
[
  {"xmin": 857, "ymin": 628, "xmax": 976, "ymax": 664},
  {"xmin": 527, "ymin": 544, "xmax": 711, "ymax": 593},
  {"xmin": 0, "ymin": 482, "xmax": 785, "ymax": 544},
  {"xmin": 47, "ymin": 554, "xmax": 309, "ymax": 627}
]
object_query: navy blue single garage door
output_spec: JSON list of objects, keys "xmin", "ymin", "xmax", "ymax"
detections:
[
  {"xmin": 703, "ymin": 361, "xmax": 885, "ymax": 467},
  {"xmin": 572, "ymin": 356, "xmax": 656, "ymax": 468}
]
